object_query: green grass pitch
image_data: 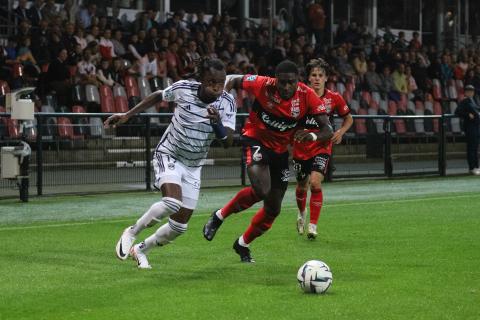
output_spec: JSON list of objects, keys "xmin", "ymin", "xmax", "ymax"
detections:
[{"xmin": 0, "ymin": 176, "xmax": 479, "ymax": 320}]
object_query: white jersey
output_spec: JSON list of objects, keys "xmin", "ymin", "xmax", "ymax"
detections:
[{"xmin": 155, "ymin": 80, "xmax": 237, "ymax": 167}]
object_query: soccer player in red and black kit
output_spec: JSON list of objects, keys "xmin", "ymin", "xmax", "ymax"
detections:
[
  {"xmin": 202, "ymin": 60, "xmax": 333, "ymax": 262},
  {"xmin": 293, "ymin": 58, "xmax": 353, "ymax": 239}
]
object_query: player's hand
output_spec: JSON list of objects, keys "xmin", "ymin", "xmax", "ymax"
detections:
[
  {"xmin": 294, "ymin": 129, "xmax": 313, "ymax": 142},
  {"xmin": 104, "ymin": 113, "xmax": 129, "ymax": 128},
  {"xmin": 331, "ymin": 130, "xmax": 344, "ymax": 144},
  {"xmin": 207, "ymin": 106, "xmax": 220, "ymax": 124}
]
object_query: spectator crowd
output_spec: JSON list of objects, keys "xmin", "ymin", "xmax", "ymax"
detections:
[{"xmin": 1, "ymin": 0, "xmax": 480, "ymax": 111}]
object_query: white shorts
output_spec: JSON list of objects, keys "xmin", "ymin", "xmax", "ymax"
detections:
[{"xmin": 153, "ymin": 152, "xmax": 201, "ymax": 210}]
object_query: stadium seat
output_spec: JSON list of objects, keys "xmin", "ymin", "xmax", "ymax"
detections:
[
  {"xmin": 336, "ymin": 82, "xmax": 346, "ymax": 95},
  {"xmin": 12, "ymin": 63, "xmax": 23, "ymax": 78},
  {"xmin": 414, "ymin": 101, "xmax": 426, "ymax": 134},
  {"xmin": 379, "ymin": 99, "xmax": 388, "ymax": 113},
  {"xmin": 432, "ymin": 79, "xmax": 443, "ymax": 100},
  {"xmin": 361, "ymin": 91, "xmax": 372, "ymax": 106},
  {"xmin": 89, "ymin": 117, "xmax": 104, "ymax": 137},
  {"xmin": 45, "ymin": 94, "xmax": 58, "ymax": 111},
  {"xmin": 85, "ymin": 85, "xmax": 101, "ymax": 103},
  {"xmin": 343, "ymin": 90, "xmax": 352, "ymax": 104},
  {"xmin": 114, "ymin": 96, "xmax": 129, "ymax": 113},
  {"xmin": 99, "ymin": 85, "xmax": 115, "ymax": 113},
  {"xmin": 72, "ymin": 105, "xmax": 89, "ymax": 136},
  {"xmin": 368, "ymin": 107, "xmax": 384, "ymax": 134},
  {"xmin": 58, "ymin": 117, "xmax": 79, "ymax": 140},
  {"xmin": 447, "ymin": 79, "xmax": 458, "ymax": 100},
  {"xmin": 354, "ymin": 108, "xmax": 368, "ymax": 135},
  {"xmin": 72, "ymin": 84, "xmax": 86, "ymax": 104},
  {"xmin": 432, "ymin": 101, "xmax": 443, "ymax": 133},
  {"xmin": 85, "ymin": 84, "xmax": 101, "ymax": 113},
  {"xmin": 124, "ymin": 75, "xmax": 140, "ymax": 98},
  {"xmin": 137, "ymin": 77, "xmax": 152, "ymax": 99},
  {"xmin": 6, "ymin": 118, "xmax": 21, "ymax": 139},
  {"xmin": 449, "ymin": 101, "xmax": 461, "ymax": 133},
  {"xmin": 349, "ymin": 99, "xmax": 359, "ymax": 112},
  {"xmin": 41, "ymin": 63, "xmax": 49, "ymax": 73},
  {"xmin": 150, "ymin": 77, "xmax": 164, "ymax": 91},
  {"xmin": 113, "ymin": 84, "xmax": 127, "ymax": 98},
  {"xmin": 0, "ymin": 80, "xmax": 10, "ymax": 106},
  {"xmin": 455, "ymin": 79, "xmax": 464, "ymax": 96}
]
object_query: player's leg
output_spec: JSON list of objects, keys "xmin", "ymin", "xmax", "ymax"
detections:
[
  {"xmin": 131, "ymin": 164, "xmax": 201, "ymax": 268},
  {"xmin": 307, "ymin": 154, "xmax": 330, "ymax": 239},
  {"xmin": 293, "ymin": 158, "xmax": 311, "ymax": 235},
  {"xmin": 116, "ymin": 154, "xmax": 183, "ymax": 260},
  {"xmin": 131, "ymin": 208, "xmax": 192, "ymax": 269},
  {"xmin": 233, "ymin": 151, "xmax": 289, "ymax": 262},
  {"xmin": 203, "ymin": 143, "xmax": 268, "ymax": 241}
]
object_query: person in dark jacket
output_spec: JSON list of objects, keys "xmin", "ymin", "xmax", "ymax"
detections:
[{"xmin": 455, "ymin": 85, "xmax": 480, "ymax": 175}]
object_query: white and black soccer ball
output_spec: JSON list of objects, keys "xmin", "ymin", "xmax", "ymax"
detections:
[{"xmin": 297, "ymin": 260, "xmax": 333, "ymax": 294}]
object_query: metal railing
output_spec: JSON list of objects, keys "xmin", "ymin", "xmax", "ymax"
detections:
[{"xmin": 0, "ymin": 112, "xmax": 469, "ymax": 199}]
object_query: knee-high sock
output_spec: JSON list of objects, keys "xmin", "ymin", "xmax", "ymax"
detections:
[
  {"xmin": 141, "ymin": 218, "xmax": 188, "ymax": 253},
  {"xmin": 220, "ymin": 186, "xmax": 261, "ymax": 219},
  {"xmin": 295, "ymin": 187, "xmax": 307, "ymax": 215},
  {"xmin": 309, "ymin": 188, "xmax": 323, "ymax": 225},
  {"xmin": 131, "ymin": 197, "xmax": 182, "ymax": 235},
  {"xmin": 242, "ymin": 208, "xmax": 277, "ymax": 244}
]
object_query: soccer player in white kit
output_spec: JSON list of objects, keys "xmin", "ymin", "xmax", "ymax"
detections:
[{"xmin": 104, "ymin": 57, "xmax": 237, "ymax": 268}]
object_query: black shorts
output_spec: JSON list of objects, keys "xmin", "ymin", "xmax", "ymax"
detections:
[
  {"xmin": 242, "ymin": 137, "xmax": 290, "ymax": 190},
  {"xmin": 292, "ymin": 154, "xmax": 330, "ymax": 181}
]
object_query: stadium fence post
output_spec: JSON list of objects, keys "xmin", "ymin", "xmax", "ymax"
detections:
[
  {"xmin": 36, "ymin": 114, "xmax": 43, "ymax": 196},
  {"xmin": 144, "ymin": 115, "xmax": 151, "ymax": 191},
  {"xmin": 383, "ymin": 116, "xmax": 393, "ymax": 177},
  {"xmin": 438, "ymin": 115, "xmax": 447, "ymax": 176}
]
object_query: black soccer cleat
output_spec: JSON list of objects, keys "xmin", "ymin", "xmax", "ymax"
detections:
[
  {"xmin": 203, "ymin": 210, "xmax": 223, "ymax": 241},
  {"xmin": 233, "ymin": 239, "xmax": 255, "ymax": 263}
]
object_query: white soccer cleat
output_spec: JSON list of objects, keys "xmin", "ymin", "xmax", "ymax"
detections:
[
  {"xmin": 307, "ymin": 223, "xmax": 318, "ymax": 240},
  {"xmin": 130, "ymin": 243, "xmax": 152, "ymax": 269},
  {"xmin": 470, "ymin": 168, "xmax": 480, "ymax": 176},
  {"xmin": 115, "ymin": 226, "xmax": 136, "ymax": 260},
  {"xmin": 297, "ymin": 213, "xmax": 305, "ymax": 235}
]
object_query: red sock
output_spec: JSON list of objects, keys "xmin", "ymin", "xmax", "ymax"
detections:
[
  {"xmin": 242, "ymin": 208, "xmax": 276, "ymax": 244},
  {"xmin": 220, "ymin": 187, "xmax": 261, "ymax": 219},
  {"xmin": 296, "ymin": 187, "xmax": 307, "ymax": 214},
  {"xmin": 309, "ymin": 188, "xmax": 323, "ymax": 224}
]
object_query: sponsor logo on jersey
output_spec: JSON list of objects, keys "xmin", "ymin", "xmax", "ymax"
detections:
[
  {"xmin": 163, "ymin": 90, "xmax": 174, "ymax": 100},
  {"xmin": 291, "ymin": 98, "xmax": 300, "ymax": 118},
  {"xmin": 305, "ymin": 116, "xmax": 319, "ymax": 127},
  {"xmin": 225, "ymin": 113, "xmax": 234, "ymax": 119},
  {"xmin": 246, "ymin": 75, "xmax": 257, "ymax": 81},
  {"xmin": 168, "ymin": 162, "xmax": 175, "ymax": 170},
  {"xmin": 260, "ymin": 112, "xmax": 298, "ymax": 132}
]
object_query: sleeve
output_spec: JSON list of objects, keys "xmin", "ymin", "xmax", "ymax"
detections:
[
  {"xmin": 334, "ymin": 93, "xmax": 350, "ymax": 117},
  {"xmin": 306, "ymin": 89, "xmax": 327, "ymax": 115},
  {"xmin": 161, "ymin": 80, "xmax": 189, "ymax": 102},
  {"xmin": 241, "ymin": 75, "xmax": 269, "ymax": 98},
  {"xmin": 220, "ymin": 93, "xmax": 237, "ymax": 131}
]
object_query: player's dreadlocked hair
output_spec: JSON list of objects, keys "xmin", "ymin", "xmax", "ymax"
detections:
[
  {"xmin": 275, "ymin": 60, "xmax": 299, "ymax": 75},
  {"xmin": 196, "ymin": 57, "xmax": 225, "ymax": 78},
  {"xmin": 305, "ymin": 58, "xmax": 330, "ymax": 77}
]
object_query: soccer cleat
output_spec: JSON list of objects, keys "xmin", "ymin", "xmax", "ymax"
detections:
[
  {"xmin": 296, "ymin": 213, "xmax": 305, "ymax": 235},
  {"xmin": 130, "ymin": 243, "xmax": 152, "ymax": 269},
  {"xmin": 203, "ymin": 209, "xmax": 223, "ymax": 241},
  {"xmin": 469, "ymin": 168, "xmax": 480, "ymax": 176},
  {"xmin": 115, "ymin": 226, "xmax": 136, "ymax": 260},
  {"xmin": 307, "ymin": 223, "xmax": 318, "ymax": 240},
  {"xmin": 233, "ymin": 239, "xmax": 255, "ymax": 263}
]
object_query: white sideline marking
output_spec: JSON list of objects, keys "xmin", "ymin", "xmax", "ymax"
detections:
[{"xmin": 0, "ymin": 193, "xmax": 478, "ymax": 232}]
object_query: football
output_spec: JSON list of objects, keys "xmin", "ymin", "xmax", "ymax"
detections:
[{"xmin": 297, "ymin": 260, "xmax": 333, "ymax": 294}]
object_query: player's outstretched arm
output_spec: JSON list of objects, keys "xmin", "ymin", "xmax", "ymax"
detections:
[
  {"xmin": 104, "ymin": 90, "xmax": 163, "ymax": 128},
  {"xmin": 294, "ymin": 114, "xmax": 333, "ymax": 142},
  {"xmin": 224, "ymin": 74, "xmax": 244, "ymax": 91}
]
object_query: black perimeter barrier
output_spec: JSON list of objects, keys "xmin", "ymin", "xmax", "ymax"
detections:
[{"xmin": 0, "ymin": 112, "xmax": 471, "ymax": 199}]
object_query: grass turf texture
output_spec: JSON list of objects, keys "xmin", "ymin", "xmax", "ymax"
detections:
[{"xmin": 0, "ymin": 176, "xmax": 479, "ymax": 320}]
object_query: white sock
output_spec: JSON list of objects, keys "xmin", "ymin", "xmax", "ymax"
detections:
[
  {"xmin": 142, "ymin": 218, "xmax": 188, "ymax": 253},
  {"xmin": 215, "ymin": 209, "xmax": 224, "ymax": 221},
  {"xmin": 238, "ymin": 235, "xmax": 249, "ymax": 247},
  {"xmin": 131, "ymin": 197, "xmax": 182, "ymax": 235}
]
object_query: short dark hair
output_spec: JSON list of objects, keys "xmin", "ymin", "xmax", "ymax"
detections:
[
  {"xmin": 305, "ymin": 58, "xmax": 329, "ymax": 77},
  {"xmin": 198, "ymin": 57, "xmax": 225, "ymax": 78},
  {"xmin": 275, "ymin": 60, "xmax": 299, "ymax": 75}
]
